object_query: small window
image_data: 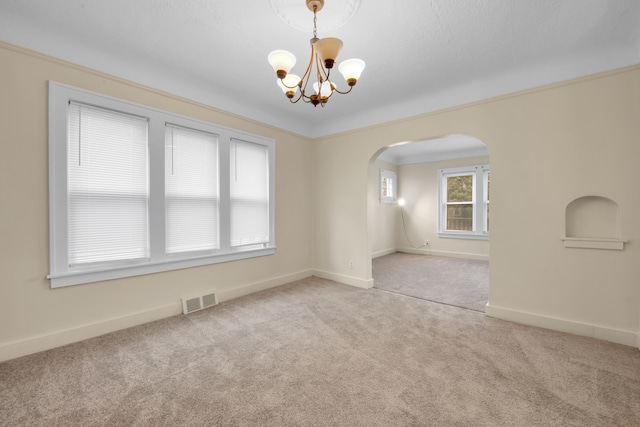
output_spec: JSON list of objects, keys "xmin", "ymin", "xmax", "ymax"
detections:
[
  {"xmin": 380, "ymin": 169, "xmax": 397, "ymax": 204},
  {"xmin": 438, "ymin": 165, "xmax": 489, "ymax": 239}
]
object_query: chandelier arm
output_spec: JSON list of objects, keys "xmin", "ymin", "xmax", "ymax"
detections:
[
  {"xmin": 298, "ymin": 46, "xmax": 316, "ymax": 99},
  {"xmin": 331, "ymin": 85, "xmax": 354, "ymax": 95},
  {"xmin": 299, "ymin": 85, "xmax": 315, "ymax": 103},
  {"xmin": 316, "ymin": 54, "xmax": 330, "ymax": 81},
  {"xmin": 279, "ymin": 78, "xmax": 299, "ymax": 90}
]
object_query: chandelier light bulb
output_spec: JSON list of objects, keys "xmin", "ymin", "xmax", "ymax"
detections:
[
  {"xmin": 338, "ymin": 59, "xmax": 365, "ymax": 85},
  {"xmin": 277, "ymin": 74, "xmax": 301, "ymax": 98},
  {"xmin": 313, "ymin": 81, "xmax": 333, "ymax": 98},
  {"xmin": 313, "ymin": 37, "xmax": 344, "ymax": 68},
  {"xmin": 268, "ymin": 50, "xmax": 296, "ymax": 79}
]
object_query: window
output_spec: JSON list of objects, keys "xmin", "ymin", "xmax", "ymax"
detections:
[
  {"xmin": 48, "ymin": 82, "xmax": 275, "ymax": 288},
  {"xmin": 438, "ymin": 165, "xmax": 489, "ymax": 239},
  {"xmin": 230, "ymin": 140, "xmax": 270, "ymax": 247},
  {"xmin": 379, "ymin": 169, "xmax": 397, "ymax": 203},
  {"xmin": 165, "ymin": 125, "xmax": 219, "ymax": 255},
  {"xmin": 67, "ymin": 103, "xmax": 149, "ymax": 267}
]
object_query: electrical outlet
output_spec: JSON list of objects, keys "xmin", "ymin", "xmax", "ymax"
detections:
[{"xmin": 349, "ymin": 260, "xmax": 354, "ymax": 269}]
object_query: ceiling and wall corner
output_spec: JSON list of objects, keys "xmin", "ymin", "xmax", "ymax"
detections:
[
  {"xmin": 0, "ymin": 0, "xmax": 639, "ymax": 139},
  {"xmin": 376, "ymin": 135, "xmax": 489, "ymax": 165}
]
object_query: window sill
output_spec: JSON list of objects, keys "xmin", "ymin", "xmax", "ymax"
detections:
[
  {"xmin": 48, "ymin": 246, "xmax": 276, "ymax": 288},
  {"xmin": 561, "ymin": 237, "xmax": 626, "ymax": 250},
  {"xmin": 437, "ymin": 232, "xmax": 489, "ymax": 241}
]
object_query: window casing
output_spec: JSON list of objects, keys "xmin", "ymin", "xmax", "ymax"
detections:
[
  {"xmin": 379, "ymin": 169, "xmax": 397, "ymax": 204},
  {"xmin": 48, "ymin": 82, "xmax": 275, "ymax": 288},
  {"xmin": 438, "ymin": 165, "xmax": 489, "ymax": 240}
]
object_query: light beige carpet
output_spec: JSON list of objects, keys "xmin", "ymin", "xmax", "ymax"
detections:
[
  {"xmin": 1, "ymin": 277, "xmax": 639, "ymax": 426},
  {"xmin": 373, "ymin": 252, "xmax": 489, "ymax": 312}
]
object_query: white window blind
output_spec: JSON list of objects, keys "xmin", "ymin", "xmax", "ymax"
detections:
[
  {"xmin": 67, "ymin": 102, "xmax": 149, "ymax": 266},
  {"xmin": 230, "ymin": 139, "xmax": 269, "ymax": 247},
  {"xmin": 165, "ymin": 125, "xmax": 219, "ymax": 254}
]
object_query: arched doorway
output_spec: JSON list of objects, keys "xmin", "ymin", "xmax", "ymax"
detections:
[{"xmin": 367, "ymin": 135, "xmax": 490, "ymax": 312}]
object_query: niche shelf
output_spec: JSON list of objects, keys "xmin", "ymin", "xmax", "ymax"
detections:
[{"xmin": 561, "ymin": 196, "xmax": 627, "ymax": 250}]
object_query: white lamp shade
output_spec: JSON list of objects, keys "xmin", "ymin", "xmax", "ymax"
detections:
[
  {"xmin": 338, "ymin": 59, "xmax": 365, "ymax": 81},
  {"xmin": 313, "ymin": 81, "xmax": 333, "ymax": 98},
  {"xmin": 277, "ymin": 74, "xmax": 300, "ymax": 94},
  {"xmin": 268, "ymin": 50, "xmax": 296, "ymax": 74},
  {"xmin": 314, "ymin": 37, "xmax": 343, "ymax": 62}
]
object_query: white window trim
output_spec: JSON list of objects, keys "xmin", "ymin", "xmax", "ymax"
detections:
[
  {"xmin": 379, "ymin": 169, "xmax": 397, "ymax": 204},
  {"xmin": 48, "ymin": 82, "xmax": 276, "ymax": 288},
  {"xmin": 437, "ymin": 164, "xmax": 489, "ymax": 240}
]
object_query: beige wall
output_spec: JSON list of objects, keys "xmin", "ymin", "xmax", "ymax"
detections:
[
  {"xmin": 0, "ymin": 43, "xmax": 313, "ymax": 360},
  {"xmin": 314, "ymin": 66, "xmax": 640, "ymax": 345},
  {"xmin": 2, "ymin": 41, "xmax": 639, "ymax": 359},
  {"xmin": 395, "ymin": 156, "xmax": 490, "ymax": 260}
]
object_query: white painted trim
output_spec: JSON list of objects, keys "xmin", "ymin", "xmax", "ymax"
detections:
[
  {"xmin": 486, "ymin": 303, "xmax": 639, "ymax": 348},
  {"xmin": 372, "ymin": 248, "xmax": 398, "ymax": 259},
  {"xmin": 560, "ymin": 237, "xmax": 627, "ymax": 250},
  {"xmin": 397, "ymin": 247, "xmax": 490, "ymax": 262},
  {"xmin": 0, "ymin": 269, "xmax": 313, "ymax": 362},
  {"xmin": 312, "ymin": 270, "xmax": 374, "ymax": 289},
  {"xmin": 0, "ymin": 304, "xmax": 180, "ymax": 363},
  {"xmin": 216, "ymin": 270, "xmax": 313, "ymax": 302},
  {"xmin": 437, "ymin": 232, "xmax": 489, "ymax": 241},
  {"xmin": 49, "ymin": 247, "xmax": 277, "ymax": 288}
]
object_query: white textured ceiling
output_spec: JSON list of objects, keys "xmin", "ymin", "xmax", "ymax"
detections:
[{"xmin": 1, "ymin": 0, "xmax": 639, "ymax": 138}]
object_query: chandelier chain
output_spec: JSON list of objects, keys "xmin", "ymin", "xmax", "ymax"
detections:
[{"xmin": 313, "ymin": 6, "xmax": 318, "ymax": 39}]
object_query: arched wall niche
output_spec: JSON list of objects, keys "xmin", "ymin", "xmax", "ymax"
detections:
[{"xmin": 562, "ymin": 196, "xmax": 627, "ymax": 250}]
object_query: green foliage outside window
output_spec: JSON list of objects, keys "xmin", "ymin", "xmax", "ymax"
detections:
[{"xmin": 447, "ymin": 175, "xmax": 472, "ymax": 202}]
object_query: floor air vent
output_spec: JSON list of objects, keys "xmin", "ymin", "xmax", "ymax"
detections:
[{"xmin": 182, "ymin": 292, "xmax": 218, "ymax": 314}]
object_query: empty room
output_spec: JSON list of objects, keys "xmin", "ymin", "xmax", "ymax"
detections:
[{"xmin": 1, "ymin": 1, "xmax": 639, "ymax": 425}]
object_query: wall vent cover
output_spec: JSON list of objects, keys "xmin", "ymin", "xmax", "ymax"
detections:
[{"xmin": 182, "ymin": 292, "xmax": 218, "ymax": 314}]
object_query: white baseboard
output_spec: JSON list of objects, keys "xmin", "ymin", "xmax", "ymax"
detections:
[
  {"xmin": 0, "ymin": 303, "xmax": 181, "ymax": 363},
  {"xmin": 398, "ymin": 247, "xmax": 489, "ymax": 261},
  {"xmin": 486, "ymin": 303, "xmax": 639, "ymax": 348},
  {"xmin": 0, "ymin": 269, "xmax": 314, "ymax": 363},
  {"xmin": 372, "ymin": 248, "xmax": 398, "ymax": 259},
  {"xmin": 216, "ymin": 269, "xmax": 313, "ymax": 302},
  {"xmin": 312, "ymin": 269, "xmax": 374, "ymax": 289}
]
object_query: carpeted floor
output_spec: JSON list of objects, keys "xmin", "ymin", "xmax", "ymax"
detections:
[
  {"xmin": 1, "ymin": 277, "xmax": 639, "ymax": 426},
  {"xmin": 373, "ymin": 252, "xmax": 489, "ymax": 312}
]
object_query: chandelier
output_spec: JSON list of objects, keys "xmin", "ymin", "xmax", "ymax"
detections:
[{"xmin": 267, "ymin": 0, "xmax": 365, "ymax": 107}]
